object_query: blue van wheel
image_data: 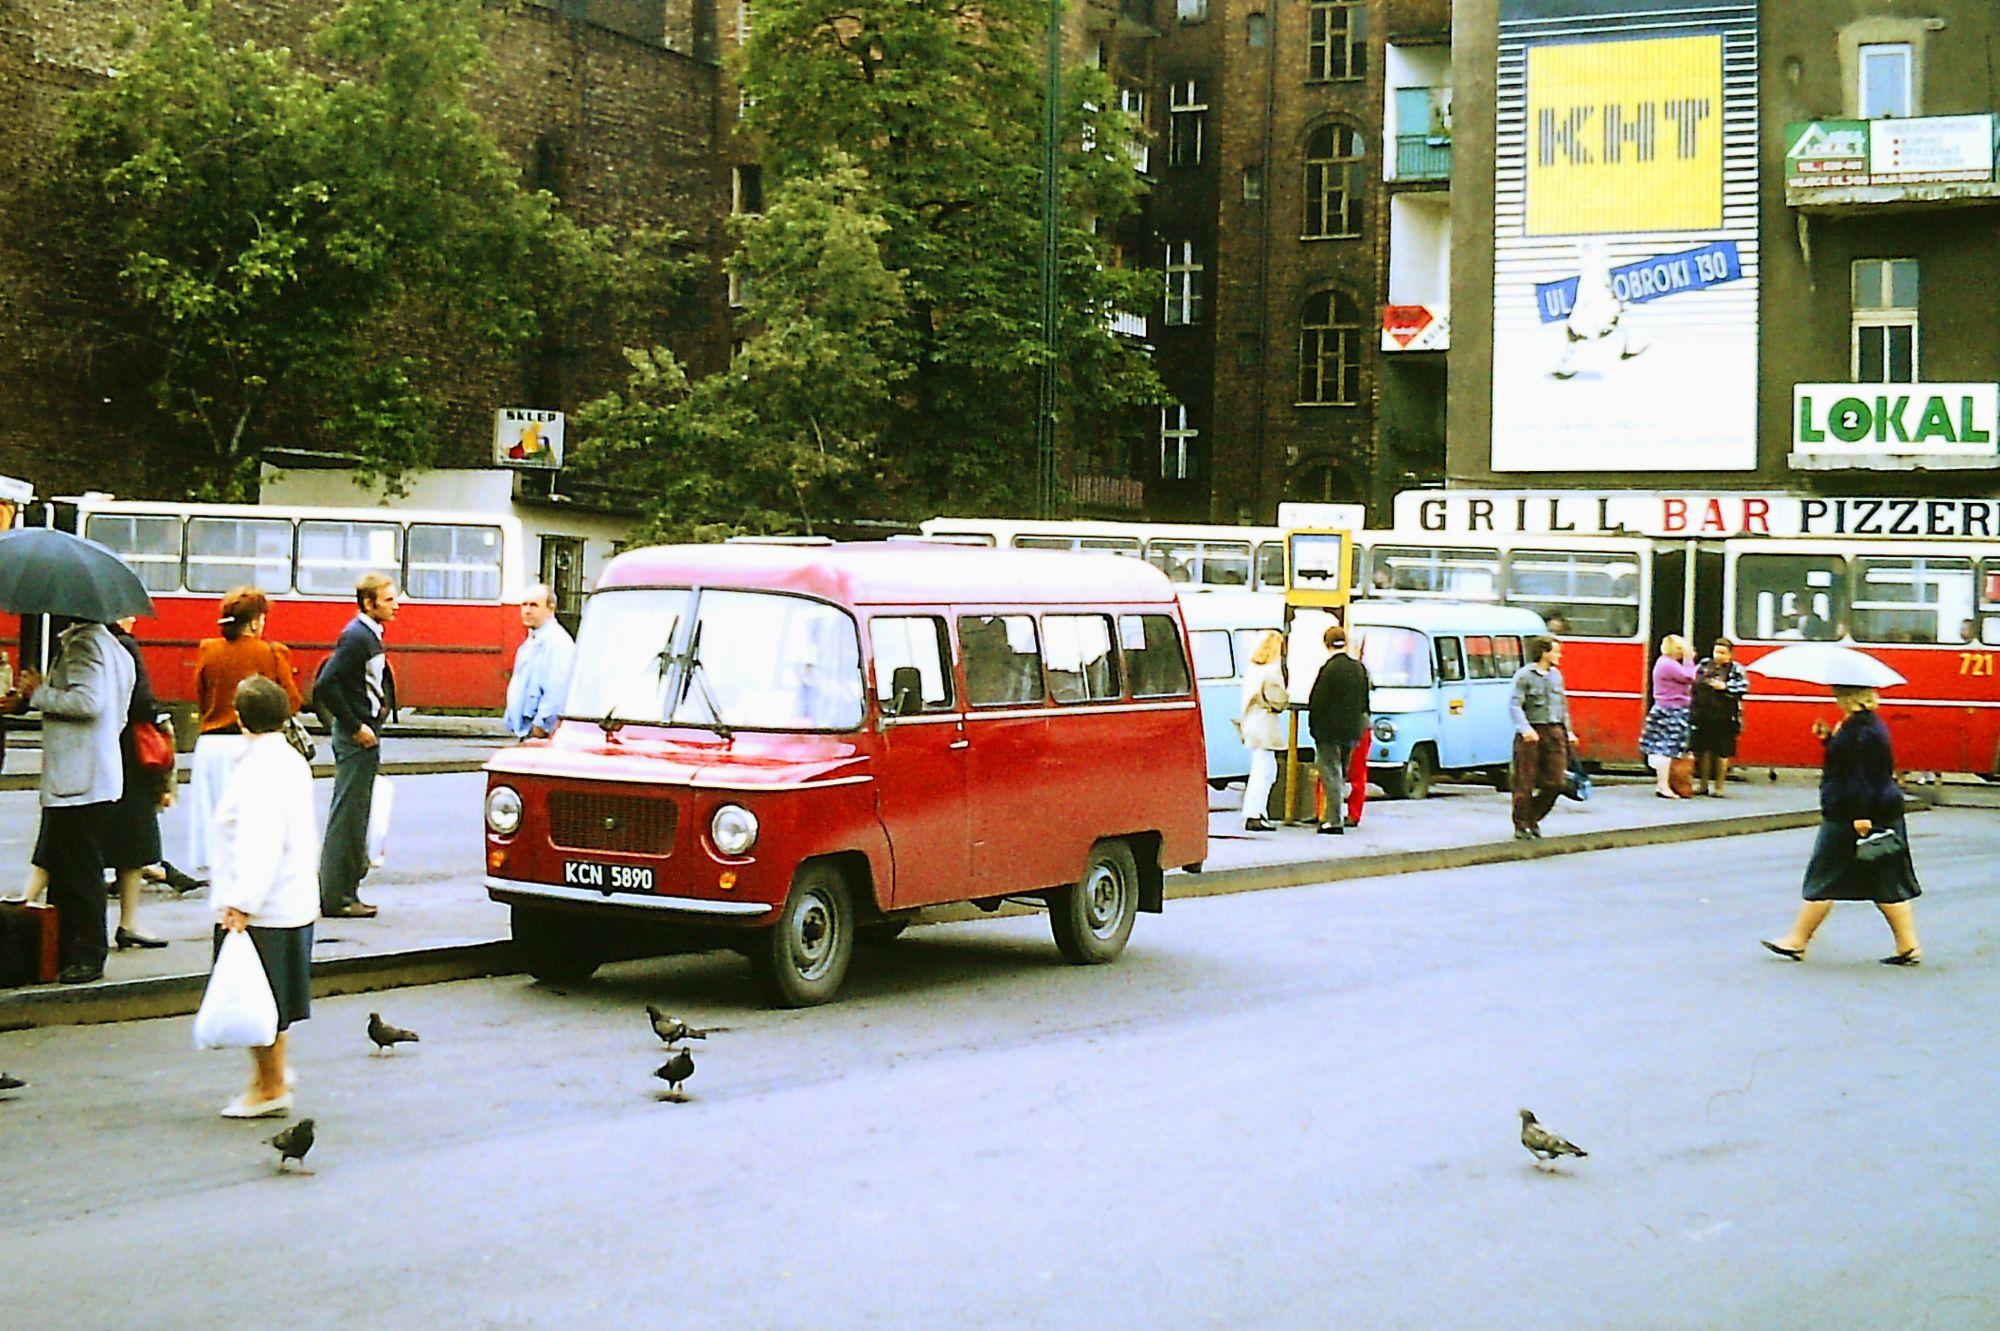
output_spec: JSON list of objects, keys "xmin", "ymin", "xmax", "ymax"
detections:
[{"xmin": 1381, "ymin": 745, "xmax": 1436, "ymax": 800}]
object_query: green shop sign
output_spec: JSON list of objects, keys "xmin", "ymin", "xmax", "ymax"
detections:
[{"xmin": 1794, "ymin": 384, "xmax": 1999, "ymax": 454}]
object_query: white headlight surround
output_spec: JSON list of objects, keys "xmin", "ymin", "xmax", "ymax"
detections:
[
  {"xmin": 710, "ymin": 803, "xmax": 759, "ymax": 856},
  {"xmin": 485, "ymin": 785, "xmax": 523, "ymax": 837}
]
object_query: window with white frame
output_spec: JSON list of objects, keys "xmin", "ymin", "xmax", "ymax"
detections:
[
  {"xmin": 1163, "ymin": 241, "xmax": 1203, "ymax": 326},
  {"xmin": 1168, "ymin": 80, "xmax": 1206, "ymax": 167},
  {"xmin": 1859, "ymin": 42, "xmax": 1913, "ymax": 119},
  {"xmin": 1302, "ymin": 124, "xmax": 1364, "ymax": 238},
  {"xmin": 1307, "ymin": 1, "xmax": 1367, "ymax": 82},
  {"xmin": 1177, "ymin": 0, "xmax": 1208, "ymax": 23},
  {"xmin": 1299, "ymin": 290, "xmax": 1361, "ymax": 405},
  {"xmin": 1852, "ymin": 258, "xmax": 1918, "ymax": 383},
  {"xmin": 1160, "ymin": 405, "xmax": 1197, "ymax": 480},
  {"xmin": 736, "ymin": 0, "xmax": 752, "ymax": 43}
]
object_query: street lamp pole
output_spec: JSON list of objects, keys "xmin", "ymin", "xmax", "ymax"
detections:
[{"xmin": 1034, "ymin": 0, "xmax": 1062, "ymax": 519}]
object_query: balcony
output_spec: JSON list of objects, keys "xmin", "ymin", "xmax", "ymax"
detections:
[
  {"xmin": 1785, "ymin": 114, "xmax": 1999, "ymax": 215},
  {"xmin": 1070, "ymin": 474, "xmax": 1145, "ymax": 511},
  {"xmin": 1108, "ymin": 308, "xmax": 1150, "ymax": 339},
  {"xmin": 1395, "ymin": 133, "xmax": 1451, "ymax": 182}
]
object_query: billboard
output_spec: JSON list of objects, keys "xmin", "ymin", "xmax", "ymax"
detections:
[
  {"xmin": 494, "ymin": 409, "xmax": 565, "ymax": 469},
  {"xmin": 1786, "ymin": 116, "xmax": 1998, "ymax": 189},
  {"xmin": 1492, "ymin": 1, "xmax": 1759, "ymax": 473}
]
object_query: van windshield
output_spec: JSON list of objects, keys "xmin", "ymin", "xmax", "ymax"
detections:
[
  {"xmin": 1358, "ymin": 626, "xmax": 1434, "ymax": 688},
  {"xmin": 564, "ymin": 588, "xmax": 864, "ymax": 732}
]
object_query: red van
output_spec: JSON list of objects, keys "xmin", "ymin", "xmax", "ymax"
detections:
[{"xmin": 482, "ymin": 542, "xmax": 1209, "ymax": 1005}]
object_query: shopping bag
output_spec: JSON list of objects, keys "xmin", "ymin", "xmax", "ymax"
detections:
[
  {"xmin": 192, "ymin": 932, "xmax": 279, "ymax": 1050},
  {"xmin": 367, "ymin": 774, "xmax": 394, "ymax": 870},
  {"xmin": 1668, "ymin": 755, "xmax": 1696, "ymax": 798},
  {"xmin": 1560, "ymin": 765, "xmax": 1592, "ymax": 802},
  {"xmin": 131, "ymin": 719, "xmax": 177, "ymax": 772}
]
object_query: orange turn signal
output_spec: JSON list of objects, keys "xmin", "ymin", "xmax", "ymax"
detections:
[
  {"xmin": 488, "ymin": 849, "xmax": 507, "ymax": 872},
  {"xmin": 718, "ymin": 871, "xmax": 738, "ymax": 891}
]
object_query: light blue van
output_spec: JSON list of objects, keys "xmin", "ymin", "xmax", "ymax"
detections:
[{"xmin": 1179, "ymin": 593, "xmax": 1290, "ymax": 787}]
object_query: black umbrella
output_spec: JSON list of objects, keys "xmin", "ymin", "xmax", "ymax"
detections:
[{"xmin": 0, "ymin": 527, "xmax": 156, "ymax": 622}]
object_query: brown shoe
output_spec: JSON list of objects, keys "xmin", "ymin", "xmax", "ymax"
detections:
[{"xmin": 325, "ymin": 901, "xmax": 379, "ymax": 919}]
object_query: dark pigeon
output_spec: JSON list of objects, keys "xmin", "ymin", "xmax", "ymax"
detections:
[
  {"xmin": 269, "ymin": 1118, "xmax": 316, "ymax": 1173},
  {"xmin": 367, "ymin": 1012, "xmax": 420, "ymax": 1054},
  {"xmin": 647, "ymin": 1006, "xmax": 725, "ymax": 1046},
  {"xmin": 1520, "ymin": 1109, "xmax": 1588, "ymax": 1168},
  {"xmin": 654, "ymin": 1048, "xmax": 696, "ymax": 1100}
]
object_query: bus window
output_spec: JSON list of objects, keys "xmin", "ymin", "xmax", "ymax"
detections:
[
  {"xmin": 1015, "ymin": 536, "xmax": 1074, "ymax": 550},
  {"xmin": 1464, "ymin": 635, "xmax": 1498, "ymax": 680},
  {"xmin": 1044, "ymin": 614, "xmax": 1120, "ymax": 703},
  {"xmin": 872, "ymin": 616, "xmax": 955, "ymax": 714},
  {"xmin": 1736, "ymin": 554, "xmax": 1848, "ymax": 642},
  {"xmin": 1146, "ymin": 540, "xmax": 1198, "ymax": 584},
  {"xmin": 84, "ymin": 513, "xmax": 183, "ymax": 593},
  {"xmin": 1850, "ymin": 556, "xmax": 1975, "ymax": 645},
  {"xmin": 1504, "ymin": 549, "xmax": 1641, "ymax": 638},
  {"xmin": 1434, "ymin": 636, "xmax": 1465, "ymax": 683},
  {"xmin": 1080, "ymin": 538, "xmax": 1142, "ymax": 557},
  {"xmin": 297, "ymin": 520, "xmax": 402, "ymax": 596},
  {"xmin": 1188, "ymin": 629, "xmax": 1235, "ymax": 681},
  {"xmin": 1122, "ymin": 614, "xmax": 1193, "ymax": 696},
  {"xmin": 1980, "ymin": 558, "xmax": 2000, "ymax": 646},
  {"xmin": 1146, "ymin": 539, "xmax": 1252, "ymax": 587},
  {"xmin": 1255, "ymin": 542, "xmax": 1285, "ymax": 591},
  {"xmin": 960, "ymin": 614, "xmax": 1045, "ymax": 706},
  {"xmin": 407, "ymin": 523, "xmax": 503, "ymax": 601},
  {"xmin": 1358, "ymin": 627, "xmax": 1432, "ymax": 687},
  {"xmin": 186, "ymin": 516, "xmax": 292, "ymax": 594},
  {"xmin": 925, "ymin": 530, "xmax": 996, "ymax": 546},
  {"xmin": 1493, "ymin": 634, "xmax": 1524, "ymax": 676},
  {"xmin": 1370, "ymin": 546, "xmax": 1501, "ymax": 600}
]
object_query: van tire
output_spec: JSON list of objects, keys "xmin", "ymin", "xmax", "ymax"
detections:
[
  {"xmin": 749, "ymin": 863, "xmax": 855, "ymax": 1007},
  {"xmin": 1381, "ymin": 745, "xmax": 1436, "ymax": 801},
  {"xmin": 1049, "ymin": 839, "xmax": 1139, "ymax": 965},
  {"xmin": 512, "ymin": 906, "xmax": 606, "ymax": 986}
]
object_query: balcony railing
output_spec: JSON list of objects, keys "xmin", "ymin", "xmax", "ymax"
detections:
[
  {"xmin": 1109, "ymin": 308, "xmax": 1149, "ymax": 339},
  {"xmin": 1395, "ymin": 135, "xmax": 1451, "ymax": 180},
  {"xmin": 1393, "ymin": 86, "xmax": 1452, "ymax": 182},
  {"xmin": 1785, "ymin": 114, "xmax": 1999, "ymax": 212},
  {"xmin": 1071, "ymin": 474, "xmax": 1145, "ymax": 511}
]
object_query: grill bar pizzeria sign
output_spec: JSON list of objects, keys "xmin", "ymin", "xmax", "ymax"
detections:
[{"xmin": 1392, "ymin": 489, "xmax": 2000, "ymax": 539}]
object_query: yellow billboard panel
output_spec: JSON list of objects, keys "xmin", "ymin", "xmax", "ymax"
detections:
[{"xmin": 1525, "ymin": 35, "xmax": 1723, "ymax": 236}]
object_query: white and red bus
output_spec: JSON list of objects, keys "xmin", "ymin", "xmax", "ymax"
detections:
[{"xmin": 5, "ymin": 495, "xmax": 529, "ymax": 711}]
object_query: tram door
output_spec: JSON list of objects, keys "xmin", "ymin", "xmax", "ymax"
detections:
[{"xmin": 1690, "ymin": 543, "xmax": 1727, "ymax": 656}]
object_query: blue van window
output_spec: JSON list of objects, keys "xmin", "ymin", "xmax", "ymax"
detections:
[
  {"xmin": 1494, "ymin": 634, "xmax": 1524, "ymax": 675},
  {"xmin": 1434, "ymin": 636, "xmax": 1465, "ymax": 682},
  {"xmin": 1464, "ymin": 635, "xmax": 1499, "ymax": 680},
  {"xmin": 1358, "ymin": 626, "xmax": 1431, "ymax": 686},
  {"xmin": 1190, "ymin": 629, "xmax": 1236, "ymax": 680}
]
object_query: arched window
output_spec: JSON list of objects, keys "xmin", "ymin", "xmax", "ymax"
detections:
[
  {"xmin": 1299, "ymin": 290, "xmax": 1361, "ymax": 405},
  {"xmin": 1303, "ymin": 124, "xmax": 1364, "ymax": 239}
]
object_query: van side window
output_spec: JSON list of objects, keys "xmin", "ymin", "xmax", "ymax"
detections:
[
  {"xmin": 1044, "ymin": 614, "xmax": 1121, "ymax": 703},
  {"xmin": 1189, "ymin": 629, "xmax": 1235, "ymax": 680},
  {"xmin": 1121, "ymin": 614, "xmax": 1193, "ymax": 697},
  {"xmin": 959, "ymin": 614, "xmax": 1046, "ymax": 706},
  {"xmin": 1464, "ymin": 635, "xmax": 1497, "ymax": 680},
  {"xmin": 1435, "ymin": 636, "xmax": 1465, "ymax": 683},
  {"xmin": 872, "ymin": 616, "xmax": 955, "ymax": 715},
  {"xmin": 1493, "ymin": 634, "xmax": 1523, "ymax": 675}
]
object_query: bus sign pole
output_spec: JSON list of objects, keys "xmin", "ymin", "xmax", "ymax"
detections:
[{"xmin": 1281, "ymin": 528, "xmax": 1354, "ymax": 824}]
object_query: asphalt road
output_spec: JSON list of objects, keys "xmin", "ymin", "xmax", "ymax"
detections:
[{"xmin": 2, "ymin": 814, "xmax": 1997, "ymax": 1330}]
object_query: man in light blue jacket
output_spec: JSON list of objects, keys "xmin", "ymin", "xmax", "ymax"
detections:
[
  {"xmin": 18, "ymin": 619, "xmax": 135, "ymax": 982},
  {"xmin": 504, "ymin": 584, "xmax": 575, "ymax": 741}
]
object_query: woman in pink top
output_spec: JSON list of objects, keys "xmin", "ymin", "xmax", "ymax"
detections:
[{"xmin": 1639, "ymin": 634, "xmax": 1696, "ymax": 798}]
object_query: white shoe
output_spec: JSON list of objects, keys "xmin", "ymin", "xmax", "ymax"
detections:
[{"xmin": 221, "ymin": 1091, "xmax": 293, "ymax": 1119}]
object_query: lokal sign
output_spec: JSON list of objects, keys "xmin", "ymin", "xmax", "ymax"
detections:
[
  {"xmin": 1391, "ymin": 489, "xmax": 2000, "ymax": 540},
  {"xmin": 1793, "ymin": 384, "xmax": 1998, "ymax": 457},
  {"xmin": 494, "ymin": 409, "xmax": 565, "ymax": 469}
]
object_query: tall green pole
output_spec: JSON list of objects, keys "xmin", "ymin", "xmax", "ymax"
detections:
[{"xmin": 1034, "ymin": 0, "xmax": 1062, "ymax": 518}]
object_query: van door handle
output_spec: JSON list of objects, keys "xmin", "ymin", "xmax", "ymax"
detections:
[{"xmin": 949, "ymin": 738, "xmax": 970, "ymax": 750}]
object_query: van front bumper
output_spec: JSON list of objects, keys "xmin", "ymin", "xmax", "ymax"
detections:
[{"xmin": 486, "ymin": 876, "xmax": 778, "ymax": 920}]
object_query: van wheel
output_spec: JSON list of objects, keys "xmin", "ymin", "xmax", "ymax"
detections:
[
  {"xmin": 512, "ymin": 906, "xmax": 605, "ymax": 986},
  {"xmin": 1049, "ymin": 839, "xmax": 1139, "ymax": 965},
  {"xmin": 1381, "ymin": 746, "xmax": 1436, "ymax": 800},
  {"xmin": 749, "ymin": 863, "xmax": 855, "ymax": 1007}
]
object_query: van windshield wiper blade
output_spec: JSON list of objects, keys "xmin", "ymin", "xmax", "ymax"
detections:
[{"xmin": 671, "ymin": 621, "xmax": 734, "ymax": 739}]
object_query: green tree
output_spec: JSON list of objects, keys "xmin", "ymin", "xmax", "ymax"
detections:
[
  {"xmin": 45, "ymin": 0, "xmax": 670, "ymax": 498},
  {"xmin": 575, "ymin": 0, "xmax": 1161, "ymax": 533}
]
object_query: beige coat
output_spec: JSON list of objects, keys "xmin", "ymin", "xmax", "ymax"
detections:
[{"xmin": 1239, "ymin": 659, "xmax": 1290, "ymax": 751}]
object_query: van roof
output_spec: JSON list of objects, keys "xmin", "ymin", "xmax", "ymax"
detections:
[{"xmin": 598, "ymin": 541, "xmax": 1182, "ymax": 606}]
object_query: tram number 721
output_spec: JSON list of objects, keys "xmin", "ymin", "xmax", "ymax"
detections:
[{"xmin": 1961, "ymin": 653, "xmax": 1996, "ymax": 678}]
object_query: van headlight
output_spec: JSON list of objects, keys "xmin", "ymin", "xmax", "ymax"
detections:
[
  {"xmin": 711, "ymin": 804, "xmax": 759, "ymax": 856},
  {"xmin": 485, "ymin": 785, "xmax": 523, "ymax": 837},
  {"xmin": 1373, "ymin": 718, "xmax": 1397, "ymax": 742}
]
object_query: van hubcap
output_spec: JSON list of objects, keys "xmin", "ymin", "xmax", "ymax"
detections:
[
  {"xmin": 790, "ymin": 893, "xmax": 836, "ymax": 979},
  {"xmin": 1082, "ymin": 862, "xmax": 1128, "ymax": 941}
]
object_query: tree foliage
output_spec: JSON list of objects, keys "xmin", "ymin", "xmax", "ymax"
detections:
[
  {"xmin": 573, "ymin": 0, "xmax": 1162, "ymax": 534},
  {"xmin": 46, "ymin": 0, "xmax": 674, "ymax": 498}
]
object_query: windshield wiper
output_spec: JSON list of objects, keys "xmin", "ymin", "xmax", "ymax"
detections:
[{"xmin": 671, "ymin": 620, "xmax": 734, "ymax": 739}]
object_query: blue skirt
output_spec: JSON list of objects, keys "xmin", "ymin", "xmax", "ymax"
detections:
[
  {"xmin": 212, "ymin": 924, "xmax": 314, "ymax": 1031},
  {"xmin": 1800, "ymin": 816, "xmax": 1922, "ymax": 904},
  {"xmin": 1639, "ymin": 704, "xmax": 1691, "ymax": 758}
]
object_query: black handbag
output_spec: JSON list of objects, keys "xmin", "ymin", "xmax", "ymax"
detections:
[
  {"xmin": 281, "ymin": 716, "xmax": 320, "ymax": 765},
  {"xmin": 1854, "ymin": 827, "xmax": 1905, "ymax": 864}
]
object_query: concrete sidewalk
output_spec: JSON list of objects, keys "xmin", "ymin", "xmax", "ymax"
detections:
[{"xmin": 0, "ymin": 766, "xmax": 1864, "ymax": 1030}]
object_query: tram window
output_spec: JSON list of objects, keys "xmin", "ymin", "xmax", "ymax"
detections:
[
  {"xmin": 1256, "ymin": 542, "xmax": 1286, "ymax": 591},
  {"xmin": 871, "ymin": 616, "xmax": 954, "ymax": 714},
  {"xmin": 1979, "ymin": 559, "xmax": 2000, "ymax": 646},
  {"xmin": 1123, "ymin": 614, "xmax": 1194, "ymax": 696},
  {"xmin": 1189, "ymin": 629, "xmax": 1236, "ymax": 681},
  {"xmin": 406, "ymin": 523, "xmax": 503, "ymax": 601},
  {"xmin": 186, "ymin": 517, "xmax": 292, "ymax": 594},
  {"xmin": 1464, "ymin": 635, "xmax": 1498, "ymax": 680},
  {"xmin": 1493, "ymin": 634, "xmax": 1524, "ymax": 675},
  {"xmin": 297, "ymin": 520, "xmax": 402, "ymax": 596},
  {"xmin": 926, "ymin": 530, "xmax": 995, "ymax": 546},
  {"xmin": 1203, "ymin": 543, "xmax": 1251, "ymax": 587},
  {"xmin": 1735, "ymin": 554, "xmax": 1848, "ymax": 642},
  {"xmin": 959, "ymin": 614, "xmax": 1045, "ymax": 706},
  {"xmin": 1434, "ymin": 636, "xmax": 1465, "ymax": 683},
  {"xmin": 1146, "ymin": 539, "xmax": 1253, "ymax": 587},
  {"xmin": 1013, "ymin": 535, "xmax": 1074, "ymax": 551},
  {"xmin": 1080, "ymin": 538, "xmax": 1142, "ymax": 557},
  {"xmin": 1850, "ymin": 556, "xmax": 1974, "ymax": 645},
  {"xmin": 1044, "ymin": 614, "xmax": 1120, "ymax": 703},
  {"xmin": 1146, "ymin": 540, "xmax": 1199, "ymax": 584},
  {"xmin": 1504, "ymin": 549, "xmax": 1641, "ymax": 638},
  {"xmin": 83, "ymin": 514, "xmax": 183, "ymax": 593},
  {"xmin": 1369, "ymin": 546, "xmax": 1501, "ymax": 600}
]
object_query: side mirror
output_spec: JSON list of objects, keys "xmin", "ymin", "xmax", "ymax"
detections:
[{"xmin": 886, "ymin": 665, "xmax": 924, "ymax": 718}]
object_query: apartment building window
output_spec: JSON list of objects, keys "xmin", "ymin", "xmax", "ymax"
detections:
[
  {"xmin": 1163, "ymin": 242, "xmax": 1204, "ymax": 326},
  {"xmin": 1299, "ymin": 290, "xmax": 1361, "ymax": 405},
  {"xmin": 1307, "ymin": 1, "xmax": 1366, "ymax": 82},
  {"xmin": 732, "ymin": 165, "xmax": 763, "ymax": 215},
  {"xmin": 1160, "ymin": 405, "xmax": 1198, "ymax": 480},
  {"xmin": 1242, "ymin": 162, "xmax": 1264, "ymax": 202},
  {"xmin": 1852, "ymin": 259, "xmax": 1919, "ymax": 383},
  {"xmin": 1247, "ymin": 12, "xmax": 1268, "ymax": 47},
  {"xmin": 1168, "ymin": 80, "xmax": 1207, "ymax": 167},
  {"xmin": 1302, "ymin": 124, "xmax": 1364, "ymax": 238},
  {"xmin": 728, "ymin": 268, "xmax": 747, "ymax": 309},
  {"xmin": 737, "ymin": 0, "xmax": 751, "ymax": 43},
  {"xmin": 1859, "ymin": 43, "xmax": 1913, "ymax": 119},
  {"xmin": 1177, "ymin": 0, "xmax": 1208, "ymax": 23}
]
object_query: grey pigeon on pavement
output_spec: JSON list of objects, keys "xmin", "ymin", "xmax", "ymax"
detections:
[
  {"xmin": 647, "ymin": 1006, "xmax": 724, "ymax": 1046},
  {"xmin": 367, "ymin": 1012, "xmax": 420, "ymax": 1054},
  {"xmin": 269, "ymin": 1118, "xmax": 316, "ymax": 1174},
  {"xmin": 0, "ymin": 1071, "xmax": 25, "ymax": 1094},
  {"xmin": 1519, "ymin": 1109, "xmax": 1587, "ymax": 1167},
  {"xmin": 654, "ymin": 1047, "xmax": 696, "ymax": 1100}
]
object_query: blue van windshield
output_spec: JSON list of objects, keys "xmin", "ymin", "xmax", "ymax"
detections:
[{"xmin": 1359, "ymin": 626, "xmax": 1433, "ymax": 688}]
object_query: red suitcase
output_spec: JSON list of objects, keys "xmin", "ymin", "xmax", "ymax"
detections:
[{"xmin": 0, "ymin": 900, "xmax": 60, "ymax": 986}]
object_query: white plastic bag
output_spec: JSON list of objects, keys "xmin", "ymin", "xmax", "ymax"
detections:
[
  {"xmin": 192, "ymin": 931, "xmax": 279, "ymax": 1050},
  {"xmin": 367, "ymin": 774, "xmax": 394, "ymax": 870}
]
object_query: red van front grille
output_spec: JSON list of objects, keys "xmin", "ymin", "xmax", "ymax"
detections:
[{"xmin": 547, "ymin": 792, "xmax": 677, "ymax": 856}]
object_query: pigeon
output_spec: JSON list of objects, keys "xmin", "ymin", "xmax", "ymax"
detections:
[
  {"xmin": 653, "ymin": 1047, "xmax": 696, "ymax": 1100},
  {"xmin": 0, "ymin": 1071, "xmax": 25, "ymax": 1093},
  {"xmin": 269, "ymin": 1118, "xmax": 316, "ymax": 1174},
  {"xmin": 1519, "ymin": 1109, "xmax": 1588, "ymax": 1168},
  {"xmin": 647, "ymin": 1006, "xmax": 725, "ymax": 1046},
  {"xmin": 367, "ymin": 1012, "xmax": 420, "ymax": 1054}
]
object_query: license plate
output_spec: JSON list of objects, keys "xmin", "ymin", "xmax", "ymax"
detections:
[{"xmin": 563, "ymin": 861, "xmax": 656, "ymax": 894}]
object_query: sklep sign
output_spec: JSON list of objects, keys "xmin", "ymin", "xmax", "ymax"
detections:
[{"xmin": 494, "ymin": 409, "xmax": 565, "ymax": 469}]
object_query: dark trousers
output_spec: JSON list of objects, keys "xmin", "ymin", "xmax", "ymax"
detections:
[
  {"xmin": 319, "ymin": 729, "xmax": 380, "ymax": 911},
  {"xmin": 1314, "ymin": 740, "xmax": 1356, "ymax": 823},
  {"xmin": 1511, "ymin": 725, "xmax": 1569, "ymax": 831},
  {"xmin": 42, "ymin": 801, "xmax": 111, "ymax": 972}
]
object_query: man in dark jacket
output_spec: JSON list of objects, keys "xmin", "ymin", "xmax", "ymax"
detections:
[
  {"xmin": 1307, "ymin": 623, "xmax": 1370, "ymax": 835},
  {"xmin": 317, "ymin": 573, "xmax": 399, "ymax": 918}
]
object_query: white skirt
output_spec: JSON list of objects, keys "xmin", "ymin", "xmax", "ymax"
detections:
[{"xmin": 184, "ymin": 732, "xmax": 250, "ymax": 877}]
